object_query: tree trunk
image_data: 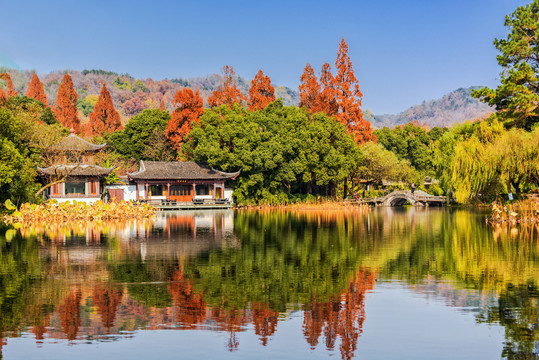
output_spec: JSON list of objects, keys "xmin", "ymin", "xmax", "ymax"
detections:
[{"xmin": 35, "ymin": 177, "xmax": 66, "ymax": 197}]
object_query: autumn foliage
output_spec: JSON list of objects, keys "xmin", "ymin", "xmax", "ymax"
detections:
[
  {"xmin": 25, "ymin": 73, "xmax": 49, "ymax": 106},
  {"xmin": 58, "ymin": 289, "xmax": 82, "ymax": 341},
  {"xmin": 299, "ymin": 63, "xmax": 322, "ymax": 113},
  {"xmin": 208, "ymin": 65, "xmax": 246, "ymax": 109},
  {"xmin": 53, "ymin": 74, "xmax": 81, "ymax": 132},
  {"xmin": 87, "ymin": 83, "xmax": 122, "ymax": 135},
  {"xmin": 247, "ymin": 70, "xmax": 275, "ymax": 111},
  {"xmin": 0, "ymin": 72, "xmax": 19, "ymax": 98},
  {"xmin": 93, "ymin": 285, "xmax": 123, "ymax": 330},
  {"xmin": 298, "ymin": 39, "xmax": 375, "ymax": 144},
  {"xmin": 303, "ymin": 268, "xmax": 376, "ymax": 360},
  {"xmin": 165, "ymin": 88, "xmax": 205, "ymax": 151}
]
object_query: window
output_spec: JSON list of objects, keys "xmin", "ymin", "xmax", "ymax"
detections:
[
  {"xmin": 196, "ymin": 184, "xmax": 210, "ymax": 196},
  {"xmin": 170, "ymin": 186, "xmax": 191, "ymax": 196},
  {"xmin": 65, "ymin": 181, "xmax": 86, "ymax": 196},
  {"xmin": 90, "ymin": 180, "xmax": 99, "ymax": 195},
  {"xmin": 150, "ymin": 185, "xmax": 163, "ymax": 196}
]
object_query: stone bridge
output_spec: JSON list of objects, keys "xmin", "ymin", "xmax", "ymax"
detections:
[{"xmin": 360, "ymin": 190, "xmax": 446, "ymax": 207}]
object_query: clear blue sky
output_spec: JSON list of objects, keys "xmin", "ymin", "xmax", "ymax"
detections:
[{"xmin": 0, "ymin": 0, "xmax": 530, "ymax": 114}]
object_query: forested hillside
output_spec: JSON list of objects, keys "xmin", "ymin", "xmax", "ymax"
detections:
[
  {"xmin": 1, "ymin": 67, "xmax": 491, "ymax": 129},
  {"xmin": 0, "ymin": 67, "xmax": 300, "ymax": 122},
  {"xmin": 366, "ymin": 87, "xmax": 493, "ymax": 128}
]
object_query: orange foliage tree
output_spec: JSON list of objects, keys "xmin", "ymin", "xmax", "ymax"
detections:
[
  {"xmin": 319, "ymin": 62, "xmax": 339, "ymax": 116},
  {"xmin": 208, "ymin": 65, "xmax": 246, "ymax": 109},
  {"xmin": 298, "ymin": 63, "xmax": 321, "ymax": 113},
  {"xmin": 165, "ymin": 88, "xmax": 205, "ymax": 151},
  {"xmin": 53, "ymin": 74, "xmax": 80, "ymax": 132},
  {"xmin": 87, "ymin": 83, "xmax": 122, "ymax": 135},
  {"xmin": 0, "ymin": 86, "xmax": 5, "ymax": 101},
  {"xmin": 247, "ymin": 70, "xmax": 275, "ymax": 111},
  {"xmin": 0, "ymin": 72, "xmax": 19, "ymax": 98},
  {"xmin": 333, "ymin": 38, "xmax": 375, "ymax": 143},
  {"xmin": 25, "ymin": 73, "xmax": 49, "ymax": 107},
  {"xmin": 298, "ymin": 39, "xmax": 375, "ymax": 144}
]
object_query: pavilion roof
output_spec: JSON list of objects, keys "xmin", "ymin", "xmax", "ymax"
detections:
[
  {"xmin": 37, "ymin": 164, "xmax": 114, "ymax": 177},
  {"xmin": 127, "ymin": 161, "xmax": 240, "ymax": 181},
  {"xmin": 51, "ymin": 131, "xmax": 106, "ymax": 152}
]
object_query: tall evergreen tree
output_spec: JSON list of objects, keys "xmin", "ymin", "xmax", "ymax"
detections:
[
  {"xmin": 472, "ymin": 0, "xmax": 539, "ymax": 130},
  {"xmin": 87, "ymin": 83, "xmax": 122, "ymax": 135},
  {"xmin": 25, "ymin": 73, "xmax": 49, "ymax": 107},
  {"xmin": 247, "ymin": 70, "xmax": 275, "ymax": 111},
  {"xmin": 53, "ymin": 74, "xmax": 80, "ymax": 131}
]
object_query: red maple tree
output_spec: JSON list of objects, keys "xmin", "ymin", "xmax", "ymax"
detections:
[
  {"xmin": 165, "ymin": 88, "xmax": 204, "ymax": 151},
  {"xmin": 53, "ymin": 74, "xmax": 81, "ymax": 132},
  {"xmin": 333, "ymin": 38, "xmax": 375, "ymax": 143},
  {"xmin": 0, "ymin": 72, "xmax": 19, "ymax": 98},
  {"xmin": 87, "ymin": 83, "xmax": 122, "ymax": 135},
  {"xmin": 247, "ymin": 70, "xmax": 275, "ymax": 111},
  {"xmin": 208, "ymin": 65, "xmax": 246, "ymax": 108},
  {"xmin": 25, "ymin": 73, "xmax": 49, "ymax": 107}
]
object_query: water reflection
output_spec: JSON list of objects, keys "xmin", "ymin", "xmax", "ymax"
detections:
[{"xmin": 0, "ymin": 208, "xmax": 538, "ymax": 359}]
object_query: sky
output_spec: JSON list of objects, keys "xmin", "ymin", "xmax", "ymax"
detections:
[{"xmin": 0, "ymin": 0, "xmax": 531, "ymax": 114}]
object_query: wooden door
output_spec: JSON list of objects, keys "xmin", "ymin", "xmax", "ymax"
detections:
[
  {"xmin": 169, "ymin": 185, "xmax": 193, "ymax": 202},
  {"xmin": 109, "ymin": 189, "xmax": 124, "ymax": 202}
]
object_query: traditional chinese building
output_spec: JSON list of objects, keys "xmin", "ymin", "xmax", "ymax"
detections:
[
  {"xmin": 125, "ymin": 161, "xmax": 240, "ymax": 202},
  {"xmin": 38, "ymin": 128, "xmax": 113, "ymax": 203}
]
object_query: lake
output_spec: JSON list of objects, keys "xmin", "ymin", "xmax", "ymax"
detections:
[{"xmin": 0, "ymin": 207, "xmax": 537, "ymax": 359}]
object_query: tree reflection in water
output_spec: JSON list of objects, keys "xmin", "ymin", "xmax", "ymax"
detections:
[{"xmin": 0, "ymin": 209, "xmax": 538, "ymax": 359}]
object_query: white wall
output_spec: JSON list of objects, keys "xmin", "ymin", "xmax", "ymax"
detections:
[
  {"xmin": 106, "ymin": 185, "xmax": 138, "ymax": 202},
  {"xmin": 55, "ymin": 197, "xmax": 101, "ymax": 205}
]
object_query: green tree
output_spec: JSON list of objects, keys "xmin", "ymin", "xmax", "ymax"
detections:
[
  {"xmin": 473, "ymin": 1, "xmax": 539, "ymax": 130},
  {"xmin": 109, "ymin": 109, "xmax": 172, "ymax": 161},
  {"xmin": 183, "ymin": 100, "xmax": 361, "ymax": 204}
]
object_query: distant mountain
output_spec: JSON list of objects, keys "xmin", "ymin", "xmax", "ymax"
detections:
[{"xmin": 365, "ymin": 87, "xmax": 493, "ymax": 129}]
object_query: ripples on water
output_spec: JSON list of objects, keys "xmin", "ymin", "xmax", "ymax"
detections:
[{"xmin": 0, "ymin": 208, "xmax": 538, "ymax": 359}]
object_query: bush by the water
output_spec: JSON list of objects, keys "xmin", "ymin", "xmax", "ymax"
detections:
[{"xmin": 2, "ymin": 199, "xmax": 155, "ymax": 223}]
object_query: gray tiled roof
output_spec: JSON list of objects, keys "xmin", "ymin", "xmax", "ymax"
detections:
[
  {"xmin": 127, "ymin": 161, "xmax": 240, "ymax": 180},
  {"xmin": 51, "ymin": 134, "xmax": 106, "ymax": 152},
  {"xmin": 37, "ymin": 164, "xmax": 114, "ymax": 177}
]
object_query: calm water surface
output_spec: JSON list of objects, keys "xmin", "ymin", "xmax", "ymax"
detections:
[{"xmin": 0, "ymin": 208, "xmax": 538, "ymax": 359}]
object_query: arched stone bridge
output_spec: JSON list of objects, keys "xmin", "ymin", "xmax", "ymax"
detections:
[{"xmin": 360, "ymin": 190, "xmax": 446, "ymax": 207}]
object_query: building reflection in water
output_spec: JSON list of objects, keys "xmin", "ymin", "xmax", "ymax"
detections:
[{"xmin": 3, "ymin": 208, "xmax": 537, "ymax": 359}]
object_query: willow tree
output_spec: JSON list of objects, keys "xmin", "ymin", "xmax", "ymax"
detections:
[
  {"xmin": 472, "ymin": 1, "xmax": 539, "ymax": 130},
  {"xmin": 438, "ymin": 120, "xmax": 539, "ymax": 203}
]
